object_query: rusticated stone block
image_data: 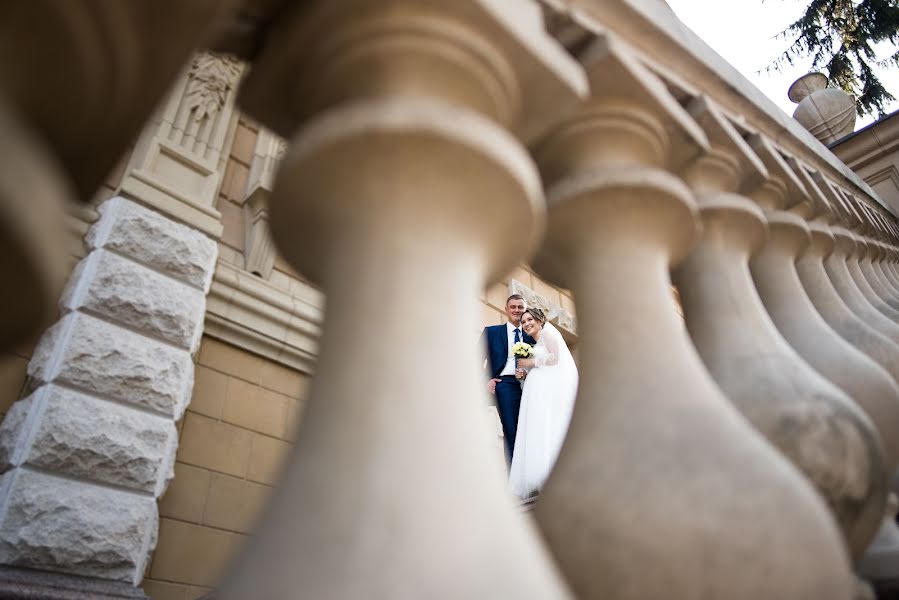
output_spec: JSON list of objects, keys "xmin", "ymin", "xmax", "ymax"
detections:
[
  {"xmin": 0, "ymin": 386, "xmax": 176, "ymax": 495},
  {"xmin": 87, "ymin": 197, "xmax": 217, "ymax": 293},
  {"xmin": 0, "ymin": 470, "xmax": 158, "ymax": 584},
  {"xmin": 61, "ymin": 250, "xmax": 206, "ymax": 351},
  {"xmin": 28, "ymin": 313, "xmax": 194, "ymax": 419}
]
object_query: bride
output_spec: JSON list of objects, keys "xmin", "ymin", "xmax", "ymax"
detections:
[{"xmin": 509, "ymin": 307, "xmax": 578, "ymax": 499}]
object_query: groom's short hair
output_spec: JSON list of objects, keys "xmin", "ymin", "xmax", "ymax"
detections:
[{"xmin": 506, "ymin": 294, "xmax": 525, "ymax": 306}]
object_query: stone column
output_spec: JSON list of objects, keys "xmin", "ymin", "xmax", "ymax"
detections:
[
  {"xmin": 531, "ymin": 36, "xmax": 851, "ymax": 600},
  {"xmin": 219, "ymin": 2, "xmax": 588, "ymax": 598},
  {"xmin": 0, "ymin": 197, "xmax": 217, "ymax": 595},
  {"xmin": 672, "ymin": 97, "xmax": 885, "ymax": 560},
  {"xmin": 745, "ymin": 136, "xmax": 899, "ymax": 479}
]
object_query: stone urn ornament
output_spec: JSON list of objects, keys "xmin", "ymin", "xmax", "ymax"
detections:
[{"xmin": 789, "ymin": 72, "xmax": 857, "ymax": 145}]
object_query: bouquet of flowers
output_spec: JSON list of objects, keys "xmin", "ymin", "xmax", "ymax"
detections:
[
  {"xmin": 511, "ymin": 341, "xmax": 533, "ymax": 382},
  {"xmin": 511, "ymin": 341, "xmax": 534, "ymax": 359}
]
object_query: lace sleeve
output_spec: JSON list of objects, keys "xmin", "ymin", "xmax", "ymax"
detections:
[{"xmin": 535, "ymin": 327, "xmax": 561, "ymax": 367}]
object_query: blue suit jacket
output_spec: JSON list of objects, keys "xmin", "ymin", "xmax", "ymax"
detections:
[{"xmin": 481, "ymin": 324, "xmax": 536, "ymax": 379}]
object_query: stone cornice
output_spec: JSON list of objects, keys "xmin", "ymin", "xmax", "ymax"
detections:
[{"xmin": 203, "ymin": 259, "xmax": 322, "ymax": 375}]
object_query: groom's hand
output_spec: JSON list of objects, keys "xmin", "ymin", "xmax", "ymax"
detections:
[{"xmin": 487, "ymin": 378, "xmax": 501, "ymax": 394}]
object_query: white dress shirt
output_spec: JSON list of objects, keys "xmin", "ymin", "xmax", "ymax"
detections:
[{"xmin": 499, "ymin": 321, "xmax": 522, "ymax": 376}]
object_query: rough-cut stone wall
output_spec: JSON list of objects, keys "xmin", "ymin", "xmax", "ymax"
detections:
[{"xmin": 0, "ymin": 197, "xmax": 217, "ymax": 586}]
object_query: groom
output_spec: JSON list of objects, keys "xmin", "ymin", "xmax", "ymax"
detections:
[{"xmin": 482, "ymin": 294, "xmax": 535, "ymax": 465}]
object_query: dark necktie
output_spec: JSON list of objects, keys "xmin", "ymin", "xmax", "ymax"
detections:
[{"xmin": 513, "ymin": 328, "xmax": 521, "ymax": 368}]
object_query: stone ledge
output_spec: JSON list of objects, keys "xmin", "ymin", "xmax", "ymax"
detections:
[
  {"xmin": 204, "ymin": 260, "xmax": 321, "ymax": 375},
  {"xmin": 0, "ymin": 565, "xmax": 147, "ymax": 599}
]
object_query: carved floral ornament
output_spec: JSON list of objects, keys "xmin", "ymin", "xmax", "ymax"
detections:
[{"xmin": 184, "ymin": 53, "xmax": 242, "ymax": 122}]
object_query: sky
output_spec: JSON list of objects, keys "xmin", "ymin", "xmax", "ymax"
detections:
[{"xmin": 666, "ymin": 0, "xmax": 899, "ymax": 128}]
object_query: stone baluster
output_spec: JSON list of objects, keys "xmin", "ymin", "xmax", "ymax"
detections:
[
  {"xmin": 810, "ymin": 178, "xmax": 899, "ymax": 335},
  {"xmin": 854, "ymin": 203, "xmax": 899, "ymax": 307},
  {"xmin": 745, "ymin": 135, "xmax": 899, "ymax": 480},
  {"xmin": 218, "ymin": 2, "xmax": 589, "ymax": 597},
  {"xmin": 824, "ymin": 222, "xmax": 899, "ymax": 342},
  {"xmin": 530, "ymin": 36, "xmax": 851, "ymax": 599},
  {"xmin": 855, "ymin": 234, "xmax": 899, "ymax": 314},
  {"xmin": 672, "ymin": 97, "xmax": 885, "ymax": 560},
  {"xmin": 792, "ymin": 163, "xmax": 899, "ymax": 398},
  {"xmin": 873, "ymin": 241, "xmax": 899, "ymax": 299}
]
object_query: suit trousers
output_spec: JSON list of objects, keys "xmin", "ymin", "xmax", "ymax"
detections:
[{"xmin": 495, "ymin": 375, "xmax": 523, "ymax": 465}]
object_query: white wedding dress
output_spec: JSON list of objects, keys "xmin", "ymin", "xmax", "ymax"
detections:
[{"xmin": 508, "ymin": 322, "xmax": 578, "ymax": 499}]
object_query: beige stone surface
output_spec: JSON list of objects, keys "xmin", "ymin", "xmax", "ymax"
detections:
[
  {"xmin": 222, "ymin": 377, "xmax": 288, "ymax": 438},
  {"xmin": 203, "ymin": 473, "xmax": 270, "ymax": 533},
  {"xmin": 190, "ymin": 366, "xmax": 227, "ymax": 419},
  {"xmin": 178, "ymin": 413, "xmax": 252, "ymax": 478},
  {"xmin": 159, "ymin": 463, "xmax": 211, "ymax": 524},
  {"xmin": 150, "ymin": 519, "xmax": 244, "ymax": 588},
  {"xmin": 246, "ymin": 433, "xmax": 289, "ymax": 485}
]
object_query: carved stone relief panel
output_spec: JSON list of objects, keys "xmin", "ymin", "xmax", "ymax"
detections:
[{"xmin": 119, "ymin": 53, "xmax": 245, "ymax": 237}]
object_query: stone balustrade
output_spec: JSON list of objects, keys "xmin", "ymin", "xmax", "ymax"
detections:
[{"xmin": 2, "ymin": 1, "xmax": 899, "ymax": 599}]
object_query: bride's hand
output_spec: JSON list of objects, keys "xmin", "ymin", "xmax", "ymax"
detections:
[{"xmin": 517, "ymin": 358, "xmax": 535, "ymax": 369}]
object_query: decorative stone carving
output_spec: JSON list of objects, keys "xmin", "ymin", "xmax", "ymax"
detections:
[
  {"xmin": 184, "ymin": 54, "xmax": 242, "ymax": 125},
  {"xmin": 0, "ymin": 470, "xmax": 158, "ymax": 585},
  {"xmin": 119, "ymin": 53, "xmax": 245, "ymax": 237},
  {"xmin": 789, "ymin": 73, "xmax": 856, "ymax": 146}
]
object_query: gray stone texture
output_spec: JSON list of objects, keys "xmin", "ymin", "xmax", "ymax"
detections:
[
  {"xmin": 87, "ymin": 197, "xmax": 217, "ymax": 293},
  {"xmin": 0, "ymin": 470, "xmax": 157, "ymax": 584},
  {"xmin": 61, "ymin": 250, "xmax": 206, "ymax": 351},
  {"xmin": 28, "ymin": 313, "xmax": 193, "ymax": 419},
  {"xmin": 0, "ymin": 386, "xmax": 175, "ymax": 494}
]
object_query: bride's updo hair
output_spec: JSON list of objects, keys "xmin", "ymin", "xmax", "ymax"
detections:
[{"xmin": 523, "ymin": 307, "xmax": 546, "ymax": 325}]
